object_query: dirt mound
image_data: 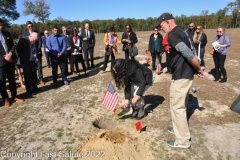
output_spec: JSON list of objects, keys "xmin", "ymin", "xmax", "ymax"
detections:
[{"xmin": 77, "ymin": 130, "xmax": 153, "ymax": 160}]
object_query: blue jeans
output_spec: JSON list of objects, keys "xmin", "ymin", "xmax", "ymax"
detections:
[{"xmin": 50, "ymin": 54, "xmax": 67, "ymax": 83}]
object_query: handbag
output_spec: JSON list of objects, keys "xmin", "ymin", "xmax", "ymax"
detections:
[
  {"xmin": 129, "ymin": 44, "xmax": 138, "ymax": 57},
  {"xmin": 210, "ymin": 48, "xmax": 215, "ymax": 55},
  {"xmin": 105, "ymin": 46, "xmax": 112, "ymax": 55}
]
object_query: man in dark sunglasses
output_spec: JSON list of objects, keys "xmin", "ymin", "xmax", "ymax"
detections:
[{"xmin": 186, "ymin": 22, "xmax": 196, "ymax": 42}]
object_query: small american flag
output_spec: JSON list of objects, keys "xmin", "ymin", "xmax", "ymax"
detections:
[
  {"xmin": 156, "ymin": 62, "xmax": 162, "ymax": 74},
  {"xmin": 102, "ymin": 82, "xmax": 119, "ymax": 111}
]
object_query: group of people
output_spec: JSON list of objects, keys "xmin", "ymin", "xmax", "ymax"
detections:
[
  {"xmin": 110, "ymin": 13, "xmax": 230, "ymax": 150},
  {"xmin": 0, "ymin": 21, "xmax": 96, "ymax": 106},
  {"xmin": 0, "ymin": 12, "xmax": 231, "ymax": 150}
]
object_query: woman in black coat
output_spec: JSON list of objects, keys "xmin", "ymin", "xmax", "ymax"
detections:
[
  {"xmin": 112, "ymin": 59, "xmax": 153, "ymax": 119},
  {"xmin": 121, "ymin": 24, "xmax": 138, "ymax": 60},
  {"xmin": 148, "ymin": 27, "xmax": 164, "ymax": 70}
]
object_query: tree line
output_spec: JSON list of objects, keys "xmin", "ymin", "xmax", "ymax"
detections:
[{"xmin": 1, "ymin": 0, "xmax": 240, "ymax": 39}]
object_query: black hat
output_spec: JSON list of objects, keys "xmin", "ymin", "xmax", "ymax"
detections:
[{"xmin": 155, "ymin": 12, "xmax": 174, "ymax": 28}]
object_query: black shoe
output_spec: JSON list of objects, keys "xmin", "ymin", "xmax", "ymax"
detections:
[
  {"xmin": 136, "ymin": 108, "xmax": 145, "ymax": 119},
  {"xmin": 85, "ymin": 73, "xmax": 89, "ymax": 77},
  {"xmin": 131, "ymin": 105, "xmax": 139, "ymax": 118},
  {"xmin": 152, "ymin": 68, "xmax": 156, "ymax": 71},
  {"xmin": 53, "ymin": 82, "xmax": 59, "ymax": 88},
  {"xmin": 214, "ymin": 78, "xmax": 219, "ymax": 82},
  {"xmin": 33, "ymin": 88, "xmax": 42, "ymax": 92},
  {"xmin": 91, "ymin": 64, "xmax": 95, "ymax": 68},
  {"xmin": 219, "ymin": 78, "xmax": 227, "ymax": 83}
]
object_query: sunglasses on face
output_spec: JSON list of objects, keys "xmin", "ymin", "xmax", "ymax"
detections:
[
  {"xmin": 217, "ymin": 30, "xmax": 222, "ymax": 33},
  {"xmin": 154, "ymin": 30, "xmax": 158, "ymax": 31},
  {"xmin": 196, "ymin": 28, "xmax": 200, "ymax": 30},
  {"xmin": 125, "ymin": 27, "xmax": 130, "ymax": 29},
  {"xmin": 28, "ymin": 25, "xmax": 33, "ymax": 28}
]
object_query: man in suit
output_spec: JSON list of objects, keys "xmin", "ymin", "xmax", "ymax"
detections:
[
  {"xmin": 81, "ymin": 23, "xmax": 95, "ymax": 69},
  {"xmin": 16, "ymin": 32, "xmax": 41, "ymax": 97},
  {"xmin": 61, "ymin": 26, "xmax": 71, "ymax": 76},
  {"xmin": 22, "ymin": 21, "xmax": 44, "ymax": 85},
  {"xmin": 42, "ymin": 30, "xmax": 51, "ymax": 68},
  {"xmin": 0, "ymin": 19, "xmax": 24, "ymax": 106},
  {"xmin": 46, "ymin": 26, "xmax": 69, "ymax": 86}
]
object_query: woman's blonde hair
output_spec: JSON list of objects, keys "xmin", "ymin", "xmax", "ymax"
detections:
[{"xmin": 193, "ymin": 26, "xmax": 204, "ymax": 43}]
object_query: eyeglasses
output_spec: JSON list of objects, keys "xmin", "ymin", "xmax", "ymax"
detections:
[
  {"xmin": 28, "ymin": 25, "xmax": 33, "ymax": 28},
  {"xmin": 217, "ymin": 30, "xmax": 222, "ymax": 33}
]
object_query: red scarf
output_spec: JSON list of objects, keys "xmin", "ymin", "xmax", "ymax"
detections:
[{"xmin": 73, "ymin": 36, "xmax": 78, "ymax": 44}]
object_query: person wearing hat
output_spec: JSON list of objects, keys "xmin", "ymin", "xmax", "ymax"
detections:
[
  {"xmin": 155, "ymin": 12, "xmax": 208, "ymax": 148},
  {"xmin": 101, "ymin": 27, "xmax": 122, "ymax": 73},
  {"xmin": 42, "ymin": 30, "xmax": 51, "ymax": 68}
]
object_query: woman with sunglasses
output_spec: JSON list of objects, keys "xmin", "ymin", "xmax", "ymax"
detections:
[
  {"xmin": 212, "ymin": 26, "xmax": 231, "ymax": 83},
  {"xmin": 192, "ymin": 26, "xmax": 207, "ymax": 67},
  {"xmin": 121, "ymin": 24, "xmax": 138, "ymax": 60},
  {"xmin": 148, "ymin": 27, "xmax": 164, "ymax": 71}
]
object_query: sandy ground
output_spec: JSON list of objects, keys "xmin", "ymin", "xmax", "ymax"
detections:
[{"xmin": 0, "ymin": 29, "xmax": 240, "ymax": 160}]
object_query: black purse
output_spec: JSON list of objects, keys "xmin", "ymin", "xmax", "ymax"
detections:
[
  {"xmin": 105, "ymin": 45, "xmax": 112, "ymax": 55},
  {"xmin": 129, "ymin": 44, "xmax": 138, "ymax": 57}
]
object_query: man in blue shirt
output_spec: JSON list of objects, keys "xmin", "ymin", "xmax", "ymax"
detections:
[{"xmin": 46, "ymin": 26, "xmax": 69, "ymax": 86}]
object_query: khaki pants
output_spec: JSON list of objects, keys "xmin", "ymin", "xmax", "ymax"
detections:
[{"xmin": 170, "ymin": 78, "xmax": 192, "ymax": 146}]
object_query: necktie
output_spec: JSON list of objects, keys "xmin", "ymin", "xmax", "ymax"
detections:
[
  {"xmin": 0, "ymin": 32, "xmax": 8, "ymax": 54},
  {"xmin": 86, "ymin": 30, "xmax": 89, "ymax": 38},
  {"xmin": 30, "ymin": 42, "xmax": 38, "ymax": 62}
]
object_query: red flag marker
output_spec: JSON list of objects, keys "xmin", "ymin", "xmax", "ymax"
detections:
[{"xmin": 135, "ymin": 121, "xmax": 143, "ymax": 131}]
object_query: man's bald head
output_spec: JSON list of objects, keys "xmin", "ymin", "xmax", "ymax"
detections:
[{"xmin": 29, "ymin": 32, "xmax": 38, "ymax": 42}]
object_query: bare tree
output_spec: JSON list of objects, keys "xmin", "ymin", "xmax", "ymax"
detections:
[{"xmin": 23, "ymin": 0, "xmax": 50, "ymax": 24}]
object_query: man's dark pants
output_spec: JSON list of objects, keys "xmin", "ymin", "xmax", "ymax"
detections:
[
  {"xmin": 83, "ymin": 47, "xmax": 94, "ymax": 67},
  {"xmin": 0, "ymin": 62, "xmax": 17, "ymax": 100},
  {"xmin": 37, "ymin": 55, "xmax": 43, "ymax": 82},
  {"xmin": 22, "ymin": 61, "xmax": 38, "ymax": 95},
  {"xmin": 64, "ymin": 50, "xmax": 71, "ymax": 75},
  {"xmin": 50, "ymin": 54, "xmax": 67, "ymax": 83}
]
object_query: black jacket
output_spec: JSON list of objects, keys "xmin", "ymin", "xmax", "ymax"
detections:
[
  {"xmin": 193, "ymin": 33, "xmax": 207, "ymax": 49},
  {"xmin": 148, "ymin": 32, "xmax": 164, "ymax": 53},
  {"xmin": 22, "ymin": 31, "xmax": 42, "ymax": 57},
  {"xmin": 16, "ymin": 37, "xmax": 38, "ymax": 68},
  {"xmin": 124, "ymin": 64, "xmax": 153, "ymax": 99},
  {"xmin": 186, "ymin": 28, "xmax": 195, "ymax": 41},
  {"xmin": 121, "ymin": 31, "xmax": 138, "ymax": 51},
  {"xmin": 0, "ymin": 31, "xmax": 16, "ymax": 67}
]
